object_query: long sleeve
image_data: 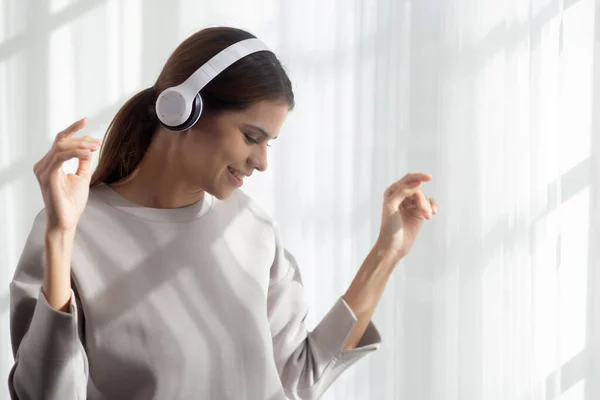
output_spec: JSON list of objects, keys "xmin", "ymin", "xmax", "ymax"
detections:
[
  {"xmin": 8, "ymin": 211, "xmax": 89, "ymax": 400},
  {"xmin": 267, "ymin": 227, "xmax": 381, "ymax": 400}
]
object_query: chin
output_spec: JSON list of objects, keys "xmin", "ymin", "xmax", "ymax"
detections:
[
  {"xmin": 211, "ymin": 191, "xmax": 234, "ymax": 201},
  {"xmin": 206, "ymin": 172, "xmax": 243, "ymax": 200},
  {"xmin": 207, "ymin": 185, "xmax": 236, "ymax": 201}
]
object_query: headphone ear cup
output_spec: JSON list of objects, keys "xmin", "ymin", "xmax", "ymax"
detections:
[
  {"xmin": 182, "ymin": 93, "xmax": 203, "ymax": 130},
  {"xmin": 167, "ymin": 92, "xmax": 203, "ymax": 131}
]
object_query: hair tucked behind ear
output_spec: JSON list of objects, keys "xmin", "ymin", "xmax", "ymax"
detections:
[
  {"xmin": 90, "ymin": 27, "xmax": 294, "ymax": 188},
  {"xmin": 90, "ymin": 87, "xmax": 157, "ymax": 186}
]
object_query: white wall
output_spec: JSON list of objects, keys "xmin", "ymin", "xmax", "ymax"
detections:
[{"xmin": 1, "ymin": 0, "xmax": 599, "ymax": 399}]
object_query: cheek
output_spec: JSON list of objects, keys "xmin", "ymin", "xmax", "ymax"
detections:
[
  {"xmin": 182, "ymin": 127, "xmax": 246, "ymax": 174},
  {"xmin": 180, "ymin": 134, "xmax": 231, "ymax": 178},
  {"xmin": 213, "ymin": 135, "xmax": 248, "ymax": 164}
]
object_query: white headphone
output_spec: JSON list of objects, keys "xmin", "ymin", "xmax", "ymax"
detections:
[{"xmin": 155, "ymin": 38, "xmax": 272, "ymax": 131}]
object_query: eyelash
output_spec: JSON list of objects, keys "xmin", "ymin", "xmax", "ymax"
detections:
[{"xmin": 244, "ymin": 133, "xmax": 272, "ymax": 147}]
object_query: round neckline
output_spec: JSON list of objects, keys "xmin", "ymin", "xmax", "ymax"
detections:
[{"xmin": 92, "ymin": 182, "xmax": 213, "ymax": 223}]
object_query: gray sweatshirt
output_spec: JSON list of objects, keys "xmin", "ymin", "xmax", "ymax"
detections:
[{"xmin": 8, "ymin": 183, "xmax": 381, "ymax": 399}]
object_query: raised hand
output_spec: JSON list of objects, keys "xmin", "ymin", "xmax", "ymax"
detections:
[
  {"xmin": 33, "ymin": 118, "xmax": 101, "ymax": 233},
  {"xmin": 376, "ymin": 173, "xmax": 438, "ymax": 259}
]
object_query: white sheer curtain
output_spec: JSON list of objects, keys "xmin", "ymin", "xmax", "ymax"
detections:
[{"xmin": 1, "ymin": 0, "xmax": 599, "ymax": 399}]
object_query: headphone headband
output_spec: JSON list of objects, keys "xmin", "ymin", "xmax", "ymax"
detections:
[
  {"xmin": 155, "ymin": 38, "xmax": 272, "ymax": 131},
  {"xmin": 181, "ymin": 38, "xmax": 270, "ymax": 98}
]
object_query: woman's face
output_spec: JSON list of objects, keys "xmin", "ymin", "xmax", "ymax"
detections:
[{"xmin": 178, "ymin": 100, "xmax": 289, "ymax": 200}]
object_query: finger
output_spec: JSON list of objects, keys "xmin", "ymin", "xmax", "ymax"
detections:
[
  {"xmin": 396, "ymin": 173, "xmax": 432, "ymax": 188},
  {"xmin": 49, "ymin": 148, "xmax": 93, "ymax": 171},
  {"xmin": 413, "ymin": 191, "xmax": 433, "ymax": 219},
  {"xmin": 384, "ymin": 173, "xmax": 433, "ymax": 213},
  {"xmin": 35, "ymin": 136, "xmax": 99, "ymax": 182},
  {"xmin": 55, "ymin": 136, "xmax": 101, "ymax": 152},
  {"xmin": 386, "ymin": 172, "xmax": 432, "ymax": 197},
  {"xmin": 76, "ymin": 148, "xmax": 95, "ymax": 177},
  {"xmin": 55, "ymin": 117, "xmax": 88, "ymax": 141},
  {"xmin": 384, "ymin": 181, "xmax": 423, "ymax": 213},
  {"xmin": 385, "ymin": 179, "xmax": 421, "ymax": 200},
  {"xmin": 402, "ymin": 197, "xmax": 419, "ymax": 210},
  {"xmin": 400, "ymin": 197, "xmax": 423, "ymax": 218},
  {"xmin": 429, "ymin": 198, "xmax": 439, "ymax": 214},
  {"xmin": 403, "ymin": 172, "xmax": 433, "ymax": 184}
]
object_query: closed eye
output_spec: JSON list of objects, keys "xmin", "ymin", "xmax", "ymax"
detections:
[
  {"xmin": 244, "ymin": 133, "xmax": 272, "ymax": 147},
  {"xmin": 243, "ymin": 133, "xmax": 259, "ymax": 144}
]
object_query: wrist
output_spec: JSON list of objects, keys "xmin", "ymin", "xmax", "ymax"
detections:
[
  {"xmin": 45, "ymin": 228, "xmax": 75, "ymax": 261},
  {"xmin": 373, "ymin": 238, "xmax": 405, "ymax": 263},
  {"xmin": 44, "ymin": 229, "xmax": 74, "ymax": 312},
  {"xmin": 45, "ymin": 228, "xmax": 76, "ymax": 242}
]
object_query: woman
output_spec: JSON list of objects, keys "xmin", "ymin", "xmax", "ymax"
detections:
[{"xmin": 8, "ymin": 27, "xmax": 437, "ymax": 400}]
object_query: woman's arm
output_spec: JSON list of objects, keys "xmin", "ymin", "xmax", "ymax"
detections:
[
  {"xmin": 43, "ymin": 229, "xmax": 76, "ymax": 312},
  {"xmin": 342, "ymin": 241, "xmax": 401, "ymax": 350},
  {"xmin": 10, "ymin": 119, "xmax": 98, "ymax": 399},
  {"xmin": 343, "ymin": 172, "xmax": 438, "ymax": 350},
  {"xmin": 9, "ymin": 212, "xmax": 90, "ymax": 400}
]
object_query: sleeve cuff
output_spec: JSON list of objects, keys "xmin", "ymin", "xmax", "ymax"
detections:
[
  {"xmin": 340, "ymin": 297, "xmax": 382, "ymax": 351},
  {"xmin": 310, "ymin": 296, "xmax": 381, "ymax": 362},
  {"xmin": 24, "ymin": 289, "xmax": 80, "ymax": 359}
]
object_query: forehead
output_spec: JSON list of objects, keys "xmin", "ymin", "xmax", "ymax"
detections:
[{"xmin": 230, "ymin": 100, "xmax": 289, "ymax": 127}]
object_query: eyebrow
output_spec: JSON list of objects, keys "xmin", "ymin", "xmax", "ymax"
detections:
[{"xmin": 245, "ymin": 124, "xmax": 277, "ymax": 140}]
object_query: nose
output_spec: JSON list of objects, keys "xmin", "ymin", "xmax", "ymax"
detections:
[{"xmin": 247, "ymin": 144, "xmax": 268, "ymax": 172}]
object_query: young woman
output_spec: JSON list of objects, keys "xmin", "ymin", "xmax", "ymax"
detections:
[{"xmin": 8, "ymin": 26, "xmax": 437, "ymax": 400}]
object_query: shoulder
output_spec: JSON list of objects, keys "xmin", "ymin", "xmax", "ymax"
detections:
[
  {"xmin": 82, "ymin": 184, "xmax": 118, "ymax": 221},
  {"xmin": 211, "ymin": 189, "xmax": 285, "ymax": 251},
  {"xmin": 215, "ymin": 189, "xmax": 277, "ymax": 227},
  {"xmin": 23, "ymin": 208, "xmax": 47, "ymax": 250}
]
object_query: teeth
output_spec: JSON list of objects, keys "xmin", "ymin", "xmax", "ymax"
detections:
[{"xmin": 229, "ymin": 167, "xmax": 243, "ymax": 180}]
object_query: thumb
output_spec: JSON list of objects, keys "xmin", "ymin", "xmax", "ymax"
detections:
[
  {"xmin": 384, "ymin": 180, "xmax": 422, "ymax": 212},
  {"xmin": 75, "ymin": 150, "xmax": 94, "ymax": 178}
]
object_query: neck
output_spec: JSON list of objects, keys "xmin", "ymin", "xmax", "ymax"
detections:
[{"xmin": 109, "ymin": 130, "xmax": 204, "ymax": 209}]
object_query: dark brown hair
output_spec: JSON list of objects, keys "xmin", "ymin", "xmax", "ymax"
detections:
[{"xmin": 90, "ymin": 27, "xmax": 294, "ymax": 186}]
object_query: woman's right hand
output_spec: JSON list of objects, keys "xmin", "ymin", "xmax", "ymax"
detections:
[{"xmin": 33, "ymin": 118, "xmax": 102, "ymax": 233}]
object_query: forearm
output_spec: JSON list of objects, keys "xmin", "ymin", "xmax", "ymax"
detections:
[
  {"xmin": 9, "ymin": 221, "xmax": 88, "ymax": 399},
  {"xmin": 341, "ymin": 240, "xmax": 401, "ymax": 350},
  {"xmin": 10, "ymin": 287, "xmax": 89, "ymax": 400},
  {"xmin": 43, "ymin": 229, "xmax": 75, "ymax": 312}
]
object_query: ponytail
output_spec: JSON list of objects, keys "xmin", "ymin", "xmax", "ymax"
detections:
[{"xmin": 90, "ymin": 87, "xmax": 158, "ymax": 187}]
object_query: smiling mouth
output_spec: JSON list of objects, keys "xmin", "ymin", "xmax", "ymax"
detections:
[{"xmin": 228, "ymin": 166, "xmax": 245, "ymax": 180}]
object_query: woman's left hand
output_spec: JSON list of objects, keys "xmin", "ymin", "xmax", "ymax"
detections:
[{"xmin": 376, "ymin": 172, "xmax": 438, "ymax": 260}]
